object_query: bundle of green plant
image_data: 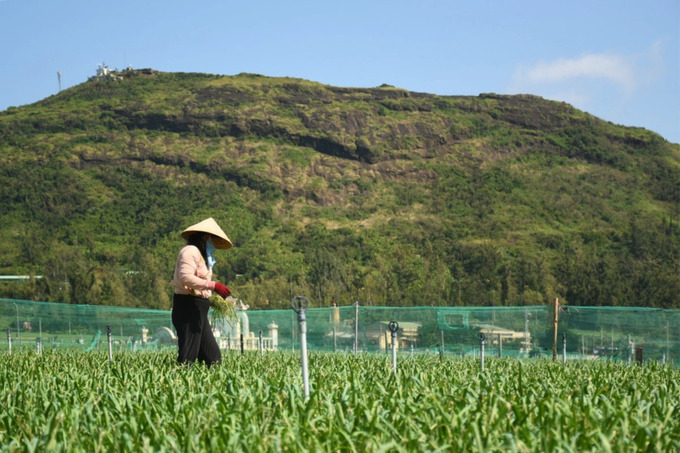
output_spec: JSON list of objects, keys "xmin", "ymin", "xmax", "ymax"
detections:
[{"xmin": 210, "ymin": 295, "xmax": 236, "ymax": 322}]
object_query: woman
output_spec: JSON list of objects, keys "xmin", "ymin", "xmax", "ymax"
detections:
[{"xmin": 172, "ymin": 217, "xmax": 232, "ymax": 367}]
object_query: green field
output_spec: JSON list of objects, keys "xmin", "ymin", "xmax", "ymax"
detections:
[{"xmin": 0, "ymin": 350, "xmax": 678, "ymax": 452}]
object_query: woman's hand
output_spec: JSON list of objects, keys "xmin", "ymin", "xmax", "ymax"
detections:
[{"xmin": 213, "ymin": 282, "xmax": 231, "ymax": 299}]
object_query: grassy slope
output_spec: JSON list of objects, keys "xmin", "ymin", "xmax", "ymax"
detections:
[{"xmin": 0, "ymin": 70, "xmax": 678, "ymax": 309}]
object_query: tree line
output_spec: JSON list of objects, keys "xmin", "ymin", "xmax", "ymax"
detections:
[{"xmin": 3, "ymin": 212, "xmax": 677, "ymax": 310}]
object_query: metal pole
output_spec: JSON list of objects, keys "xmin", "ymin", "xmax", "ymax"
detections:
[
  {"xmin": 240, "ymin": 334, "xmax": 244, "ymax": 355},
  {"xmin": 498, "ymin": 333, "xmax": 503, "ymax": 358},
  {"xmin": 523, "ymin": 311, "xmax": 529, "ymax": 358},
  {"xmin": 292, "ymin": 296, "xmax": 310, "ymax": 399},
  {"xmin": 107, "ymin": 325, "xmax": 113, "ymax": 362},
  {"xmin": 291, "ymin": 312, "xmax": 295, "ymax": 353},
  {"xmin": 582, "ymin": 335, "xmax": 585, "ymax": 360},
  {"xmin": 333, "ymin": 324, "xmax": 337, "ymax": 352},
  {"xmin": 552, "ymin": 298, "xmax": 559, "ymax": 361},
  {"xmin": 6, "ymin": 329, "xmax": 11, "ymax": 356},
  {"xmin": 479, "ymin": 333, "xmax": 485, "ymax": 372},
  {"xmin": 259, "ymin": 329, "xmax": 263, "ymax": 356},
  {"xmin": 562, "ymin": 332, "xmax": 567, "ymax": 365},
  {"xmin": 354, "ymin": 301, "xmax": 359, "ymax": 355},
  {"xmin": 666, "ymin": 322, "xmax": 670, "ymax": 364},
  {"xmin": 13, "ymin": 302, "xmax": 20, "ymax": 345},
  {"xmin": 628, "ymin": 335, "xmax": 633, "ymax": 365},
  {"xmin": 389, "ymin": 321, "xmax": 399, "ymax": 372},
  {"xmin": 382, "ymin": 329, "xmax": 387, "ymax": 354},
  {"xmin": 439, "ymin": 330, "xmax": 445, "ymax": 361}
]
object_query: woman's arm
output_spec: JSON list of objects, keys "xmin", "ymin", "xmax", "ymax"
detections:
[{"xmin": 175, "ymin": 245, "xmax": 215, "ymax": 292}]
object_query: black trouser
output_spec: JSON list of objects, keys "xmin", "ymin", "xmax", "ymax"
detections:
[{"xmin": 172, "ymin": 294, "xmax": 221, "ymax": 367}]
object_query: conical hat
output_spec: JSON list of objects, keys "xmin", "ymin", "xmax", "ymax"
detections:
[{"xmin": 181, "ymin": 217, "xmax": 232, "ymax": 249}]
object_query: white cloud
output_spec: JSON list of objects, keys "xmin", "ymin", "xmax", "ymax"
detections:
[
  {"xmin": 508, "ymin": 41, "xmax": 667, "ymax": 100},
  {"xmin": 504, "ymin": 41, "xmax": 677, "ymax": 142},
  {"xmin": 506, "ymin": 41, "xmax": 676, "ymax": 131},
  {"xmin": 523, "ymin": 53, "xmax": 636, "ymax": 94}
]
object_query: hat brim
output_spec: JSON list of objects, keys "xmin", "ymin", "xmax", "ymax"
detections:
[{"xmin": 181, "ymin": 217, "xmax": 233, "ymax": 249}]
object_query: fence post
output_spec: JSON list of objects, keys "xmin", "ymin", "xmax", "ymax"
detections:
[
  {"xmin": 6, "ymin": 329, "xmax": 11, "ymax": 356},
  {"xmin": 581, "ymin": 335, "xmax": 585, "ymax": 359},
  {"xmin": 562, "ymin": 332, "xmax": 567, "ymax": 365},
  {"xmin": 354, "ymin": 301, "xmax": 359, "ymax": 355},
  {"xmin": 665, "ymin": 322, "xmax": 670, "ymax": 365},
  {"xmin": 333, "ymin": 324, "xmax": 337, "ymax": 352},
  {"xmin": 552, "ymin": 298, "xmax": 559, "ymax": 361},
  {"xmin": 389, "ymin": 321, "xmax": 399, "ymax": 372},
  {"xmin": 292, "ymin": 295, "xmax": 311, "ymax": 399},
  {"xmin": 107, "ymin": 325, "xmax": 113, "ymax": 362},
  {"xmin": 440, "ymin": 330, "xmax": 445, "ymax": 361},
  {"xmin": 258, "ymin": 329, "xmax": 263, "ymax": 356},
  {"xmin": 627, "ymin": 335, "xmax": 633, "ymax": 365},
  {"xmin": 38, "ymin": 318, "xmax": 42, "ymax": 354},
  {"xmin": 479, "ymin": 333, "xmax": 485, "ymax": 372}
]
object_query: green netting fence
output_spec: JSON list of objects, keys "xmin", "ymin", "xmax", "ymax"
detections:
[{"xmin": 1, "ymin": 298, "xmax": 678, "ymax": 365}]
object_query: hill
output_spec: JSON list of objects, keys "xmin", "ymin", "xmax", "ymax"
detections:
[{"xmin": 0, "ymin": 69, "xmax": 678, "ymax": 309}]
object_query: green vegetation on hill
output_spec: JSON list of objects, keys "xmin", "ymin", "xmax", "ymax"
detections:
[{"xmin": 0, "ymin": 69, "xmax": 678, "ymax": 309}]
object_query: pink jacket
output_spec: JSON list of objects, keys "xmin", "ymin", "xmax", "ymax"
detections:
[{"xmin": 173, "ymin": 245, "xmax": 216, "ymax": 299}]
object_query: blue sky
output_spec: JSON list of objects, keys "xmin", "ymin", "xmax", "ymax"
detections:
[{"xmin": 1, "ymin": 0, "xmax": 678, "ymax": 143}]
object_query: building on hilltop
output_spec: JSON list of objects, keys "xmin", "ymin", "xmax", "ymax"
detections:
[{"xmin": 89, "ymin": 62, "xmax": 123, "ymax": 82}]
